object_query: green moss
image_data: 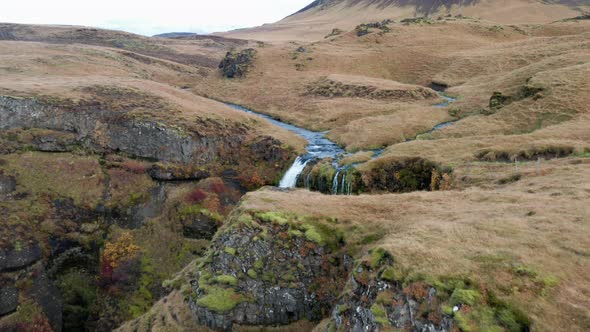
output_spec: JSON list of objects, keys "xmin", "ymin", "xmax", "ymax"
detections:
[
  {"xmin": 304, "ymin": 225, "xmax": 323, "ymax": 244},
  {"xmin": 256, "ymin": 211, "xmax": 290, "ymax": 225},
  {"xmin": 281, "ymin": 273, "xmax": 296, "ymax": 282},
  {"xmin": 214, "ymin": 275, "xmax": 238, "ymax": 286},
  {"xmin": 196, "ymin": 287, "xmax": 246, "ymax": 313},
  {"xmin": 381, "ymin": 266, "xmax": 404, "ymax": 282},
  {"xmin": 254, "ymin": 260, "xmax": 264, "ymax": 270},
  {"xmin": 288, "ymin": 229, "xmax": 303, "ymax": 237},
  {"xmin": 237, "ymin": 213, "xmax": 254, "ymax": 225},
  {"xmin": 370, "ymin": 304, "xmax": 389, "ymax": 325},
  {"xmin": 450, "ymin": 289, "xmax": 481, "ymax": 306},
  {"xmin": 247, "ymin": 269, "xmax": 258, "ymax": 279},
  {"xmin": 224, "ymin": 247, "xmax": 237, "ymax": 256},
  {"xmin": 442, "ymin": 305, "xmax": 454, "ymax": 316},
  {"xmin": 337, "ymin": 304, "xmax": 349, "ymax": 314},
  {"xmin": 512, "ymin": 265, "xmax": 537, "ymax": 278},
  {"xmin": 301, "ymin": 221, "xmax": 343, "ymax": 250},
  {"xmin": 179, "ymin": 205, "xmax": 223, "ymax": 223},
  {"xmin": 369, "ymin": 247, "xmax": 390, "ymax": 269}
]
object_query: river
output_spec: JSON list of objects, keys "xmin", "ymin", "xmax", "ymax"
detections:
[{"xmin": 226, "ymin": 91, "xmax": 456, "ymax": 190}]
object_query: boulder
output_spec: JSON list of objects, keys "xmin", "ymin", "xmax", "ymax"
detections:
[
  {"xmin": 188, "ymin": 211, "xmax": 349, "ymax": 331},
  {"xmin": 218, "ymin": 48, "xmax": 256, "ymax": 78},
  {"xmin": 0, "ymin": 286, "xmax": 18, "ymax": 316},
  {"xmin": 0, "ymin": 173, "xmax": 16, "ymax": 197},
  {"xmin": 0, "ymin": 242, "xmax": 42, "ymax": 272}
]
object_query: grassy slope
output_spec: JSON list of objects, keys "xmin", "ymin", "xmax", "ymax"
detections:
[
  {"xmin": 219, "ymin": 0, "xmax": 587, "ymax": 42},
  {"xmin": 0, "ymin": 24, "xmax": 305, "ymax": 152},
  {"xmin": 193, "ymin": 18, "xmax": 590, "ymax": 162},
  {"xmin": 242, "ymin": 156, "xmax": 590, "ymax": 331}
]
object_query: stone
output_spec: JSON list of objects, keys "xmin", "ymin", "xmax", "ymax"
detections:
[
  {"xmin": 218, "ymin": 48, "xmax": 256, "ymax": 78},
  {"xmin": 0, "ymin": 286, "xmax": 18, "ymax": 316},
  {"xmin": 0, "ymin": 242, "xmax": 42, "ymax": 272}
]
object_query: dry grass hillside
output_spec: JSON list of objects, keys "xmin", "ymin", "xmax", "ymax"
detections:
[
  {"xmin": 241, "ymin": 156, "xmax": 590, "ymax": 331},
  {"xmin": 0, "ymin": 23, "xmax": 305, "ymax": 151},
  {"xmin": 195, "ymin": 17, "xmax": 590, "ymax": 165},
  {"xmin": 220, "ymin": 0, "xmax": 589, "ymax": 41}
]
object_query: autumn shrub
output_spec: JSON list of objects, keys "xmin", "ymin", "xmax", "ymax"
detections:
[
  {"xmin": 100, "ymin": 233, "xmax": 140, "ymax": 286},
  {"xmin": 121, "ymin": 160, "xmax": 150, "ymax": 174},
  {"xmin": 185, "ymin": 188, "xmax": 208, "ymax": 204}
]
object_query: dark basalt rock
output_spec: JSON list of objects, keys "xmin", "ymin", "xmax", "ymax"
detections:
[
  {"xmin": 28, "ymin": 272, "xmax": 63, "ymax": 332},
  {"xmin": 0, "ymin": 285, "xmax": 18, "ymax": 316},
  {"xmin": 0, "ymin": 96, "xmax": 246, "ymax": 165},
  {"xmin": 0, "ymin": 172, "xmax": 16, "ymax": 197},
  {"xmin": 489, "ymin": 91, "xmax": 512, "ymax": 109},
  {"xmin": 0, "ymin": 242, "xmax": 42, "ymax": 272},
  {"xmin": 148, "ymin": 163, "xmax": 210, "ymax": 181},
  {"xmin": 31, "ymin": 131, "xmax": 78, "ymax": 152},
  {"xmin": 324, "ymin": 259, "xmax": 454, "ymax": 332},
  {"xmin": 249, "ymin": 136, "xmax": 287, "ymax": 162},
  {"xmin": 180, "ymin": 212, "xmax": 221, "ymax": 240},
  {"xmin": 188, "ymin": 213, "xmax": 350, "ymax": 331},
  {"xmin": 219, "ymin": 48, "xmax": 256, "ymax": 78}
]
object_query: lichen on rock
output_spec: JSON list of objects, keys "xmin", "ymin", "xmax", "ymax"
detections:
[
  {"xmin": 218, "ymin": 48, "xmax": 257, "ymax": 78},
  {"xmin": 187, "ymin": 210, "xmax": 349, "ymax": 331}
]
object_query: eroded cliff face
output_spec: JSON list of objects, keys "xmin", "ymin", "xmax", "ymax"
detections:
[
  {"xmin": 187, "ymin": 210, "xmax": 349, "ymax": 331},
  {"xmin": 0, "ymin": 95, "xmax": 242, "ymax": 165},
  {"xmin": 0, "ymin": 91, "xmax": 298, "ymax": 330}
]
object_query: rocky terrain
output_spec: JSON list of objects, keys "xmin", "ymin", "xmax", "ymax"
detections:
[{"xmin": 1, "ymin": 0, "xmax": 590, "ymax": 331}]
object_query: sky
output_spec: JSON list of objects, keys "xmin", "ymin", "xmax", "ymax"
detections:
[{"xmin": 0, "ymin": 0, "xmax": 313, "ymax": 36}]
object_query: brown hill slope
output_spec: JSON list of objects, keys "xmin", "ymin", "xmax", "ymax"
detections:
[{"xmin": 220, "ymin": 0, "xmax": 589, "ymax": 41}]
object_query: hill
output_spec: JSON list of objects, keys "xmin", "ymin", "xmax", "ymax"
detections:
[{"xmin": 220, "ymin": 0, "xmax": 590, "ymax": 41}]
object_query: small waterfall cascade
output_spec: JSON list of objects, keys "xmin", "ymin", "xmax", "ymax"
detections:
[
  {"xmin": 331, "ymin": 167, "xmax": 353, "ymax": 195},
  {"xmin": 279, "ymin": 157, "xmax": 311, "ymax": 188}
]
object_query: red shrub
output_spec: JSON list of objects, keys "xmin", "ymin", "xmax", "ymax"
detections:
[
  {"xmin": 185, "ymin": 188, "xmax": 208, "ymax": 204},
  {"xmin": 209, "ymin": 179, "xmax": 227, "ymax": 194},
  {"xmin": 203, "ymin": 195, "xmax": 221, "ymax": 213},
  {"xmin": 121, "ymin": 160, "xmax": 149, "ymax": 174}
]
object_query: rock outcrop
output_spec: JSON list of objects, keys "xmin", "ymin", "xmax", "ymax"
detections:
[
  {"xmin": 0, "ymin": 243, "xmax": 42, "ymax": 272},
  {"xmin": 0, "ymin": 286, "xmax": 18, "ymax": 316},
  {"xmin": 322, "ymin": 249, "xmax": 454, "ymax": 332},
  {"xmin": 187, "ymin": 210, "xmax": 349, "ymax": 331},
  {"xmin": 320, "ymin": 248, "xmax": 530, "ymax": 332},
  {"xmin": 298, "ymin": 156, "xmax": 453, "ymax": 194},
  {"xmin": 0, "ymin": 95, "xmax": 243, "ymax": 166},
  {"xmin": 219, "ymin": 48, "xmax": 256, "ymax": 78},
  {"xmin": 0, "ymin": 172, "xmax": 16, "ymax": 198}
]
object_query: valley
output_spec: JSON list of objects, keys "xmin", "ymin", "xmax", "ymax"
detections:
[{"xmin": 1, "ymin": 1, "xmax": 590, "ymax": 331}]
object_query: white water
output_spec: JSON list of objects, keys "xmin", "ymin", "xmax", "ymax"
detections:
[
  {"xmin": 279, "ymin": 156, "xmax": 311, "ymax": 188},
  {"xmin": 227, "ymin": 90, "xmax": 456, "ymax": 192}
]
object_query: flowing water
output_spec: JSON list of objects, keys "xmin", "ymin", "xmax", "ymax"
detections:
[
  {"xmin": 226, "ymin": 90, "xmax": 456, "ymax": 192},
  {"xmin": 226, "ymin": 104, "xmax": 345, "ymax": 188}
]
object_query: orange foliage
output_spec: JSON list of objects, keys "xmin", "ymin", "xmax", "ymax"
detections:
[{"xmin": 102, "ymin": 232, "xmax": 140, "ymax": 270}]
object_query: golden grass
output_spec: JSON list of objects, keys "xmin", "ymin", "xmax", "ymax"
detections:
[
  {"xmin": 219, "ymin": 0, "xmax": 586, "ymax": 42},
  {"xmin": 2, "ymin": 152, "xmax": 105, "ymax": 208},
  {"xmin": 242, "ymin": 157, "xmax": 590, "ymax": 331}
]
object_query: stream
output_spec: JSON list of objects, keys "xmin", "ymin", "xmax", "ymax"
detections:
[{"xmin": 226, "ymin": 91, "xmax": 456, "ymax": 192}]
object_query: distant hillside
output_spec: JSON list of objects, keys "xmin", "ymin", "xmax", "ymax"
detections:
[
  {"xmin": 220, "ymin": 0, "xmax": 590, "ymax": 41},
  {"xmin": 153, "ymin": 32, "xmax": 199, "ymax": 38}
]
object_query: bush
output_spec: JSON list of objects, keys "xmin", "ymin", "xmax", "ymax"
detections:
[{"xmin": 185, "ymin": 189, "xmax": 207, "ymax": 204}]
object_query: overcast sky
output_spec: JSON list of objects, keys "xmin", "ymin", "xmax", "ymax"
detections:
[{"xmin": 1, "ymin": 0, "xmax": 313, "ymax": 36}]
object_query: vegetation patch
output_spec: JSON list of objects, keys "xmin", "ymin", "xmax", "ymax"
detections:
[
  {"xmin": 355, "ymin": 19, "xmax": 393, "ymax": 37},
  {"xmin": 476, "ymin": 145, "xmax": 576, "ymax": 162},
  {"xmin": 196, "ymin": 286, "xmax": 247, "ymax": 313}
]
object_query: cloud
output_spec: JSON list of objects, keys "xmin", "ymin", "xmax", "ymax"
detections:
[{"xmin": 0, "ymin": 0, "xmax": 313, "ymax": 35}]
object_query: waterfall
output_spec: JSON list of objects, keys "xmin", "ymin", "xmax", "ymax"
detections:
[
  {"xmin": 332, "ymin": 170, "xmax": 340, "ymax": 194},
  {"xmin": 279, "ymin": 157, "xmax": 310, "ymax": 188},
  {"xmin": 341, "ymin": 171, "xmax": 346, "ymax": 194}
]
